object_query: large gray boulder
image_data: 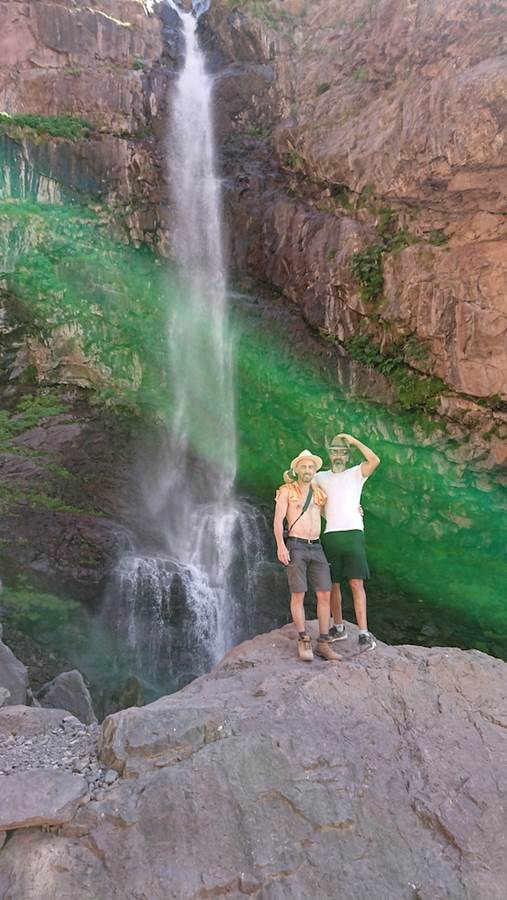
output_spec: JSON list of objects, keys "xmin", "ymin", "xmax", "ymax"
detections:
[
  {"xmin": 0, "ymin": 705, "xmax": 79, "ymax": 738},
  {"xmin": 36, "ymin": 670, "xmax": 96, "ymax": 725},
  {"xmin": 0, "ymin": 769, "xmax": 88, "ymax": 830},
  {"xmin": 0, "ymin": 639, "xmax": 27, "ymax": 706},
  {"xmin": 0, "ymin": 623, "xmax": 506, "ymax": 899}
]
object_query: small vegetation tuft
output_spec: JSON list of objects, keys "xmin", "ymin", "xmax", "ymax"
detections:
[
  {"xmin": 345, "ymin": 334, "xmax": 444, "ymax": 411},
  {"xmin": 351, "ymin": 244, "xmax": 384, "ymax": 302},
  {"xmin": 352, "ymin": 66, "xmax": 369, "ymax": 82},
  {"xmin": 283, "ymin": 147, "xmax": 304, "ymax": 170},
  {"xmin": 426, "ymin": 228, "xmax": 449, "ymax": 246},
  {"xmin": 0, "ymin": 113, "xmax": 94, "ymax": 142},
  {"xmin": 244, "ymin": 124, "xmax": 272, "ymax": 139},
  {"xmin": 225, "ymin": 0, "xmax": 300, "ymax": 28},
  {"xmin": 0, "ymin": 394, "xmax": 70, "ymax": 449}
]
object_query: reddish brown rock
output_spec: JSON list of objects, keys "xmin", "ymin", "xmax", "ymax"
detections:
[
  {"xmin": 210, "ymin": 0, "xmax": 507, "ymax": 407},
  {"xmin": 0, "ymin": 0, "xmax": 169, "ymax": 244}
]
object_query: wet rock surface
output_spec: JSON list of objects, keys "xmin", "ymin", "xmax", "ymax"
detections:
[
  {"xmin": 0, "ymin": 389, "xmax": 143, "ymax": 601},
  {"xmin": 0, "ymin": 623, "xmax": 73, "ymax": 695},
  {"xmin": 0, "ymin": 623, "xmax": 505, "ymax": 899}
]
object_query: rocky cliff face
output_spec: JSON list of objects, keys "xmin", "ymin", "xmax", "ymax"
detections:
[
  {"xmin": 0, "ymin": 623, "xmax": 506, "ymax": 899},
  {"xmin": 0, "ymin": 0, "xmax": 505, "ymax": 680},
  {"xmin": 0, "ymin": 387, "xmax": 140, "ymax": 600},
  {"xmin": 0, "ymin": 0, "xmax": 174, "ymax": 599},
  {"xmin": 208, "ymin": 0, "xmax": 507, "ymax": 449},
  {"xmin": 0, "ymin": 0, "xmax": 168, "ymax": 242},
  {"xmin": 1, "ymin": 0, "xmax": 505, "ymax": 448}
]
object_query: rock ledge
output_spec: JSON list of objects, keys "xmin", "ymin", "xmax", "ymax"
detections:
[{"xmin": 0, "ymin": 622, "xmax": 506, "ymax": 899}]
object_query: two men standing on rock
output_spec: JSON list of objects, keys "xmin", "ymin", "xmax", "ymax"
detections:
[{"xmin": 273, "ymin": 433, "xmax": 380, "ymax": 661}]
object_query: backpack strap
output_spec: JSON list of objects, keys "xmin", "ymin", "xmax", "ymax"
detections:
[{"xmin": 287, "ymin": 487, "xmax": 313, "ymax": 535}]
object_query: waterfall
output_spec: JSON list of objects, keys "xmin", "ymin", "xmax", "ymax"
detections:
[
  {"xmin": 151, "ymin": 6, "xmax": 236, "ymax": 552},
  {"xmin": 102, "ymin": 1, "xmax": 278, "ymax": 698}
]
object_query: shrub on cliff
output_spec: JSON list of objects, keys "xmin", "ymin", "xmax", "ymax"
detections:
[
  {"xmin": 0, "ymin": 114, "xmax": 94, "ymax": 142},
  {"xmin": 351, "ymin": 243, "xmax": 384, "ymax": 301}
]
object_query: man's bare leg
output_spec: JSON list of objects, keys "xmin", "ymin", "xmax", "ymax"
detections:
[
  {"xmin": 290, "ymin": 592, "xmax": 314, "ymax": 661},
  {"xmin": 349, "ymin": 579, "xmax": 376, "ymax": 650},
  {"xmin": 349, "ymin": 579, "xmax": 367, "ymax": 630},
  {"xmin": 316, "ymin": 591, "xmax": 331, "ymax": 636},
  {"xmin": 330, "ymin": 583, "xmax": 344, "ymax": 626},
  {"xmin": 290, "ymin": 592, "xmax": 306, "ymax": 633}
]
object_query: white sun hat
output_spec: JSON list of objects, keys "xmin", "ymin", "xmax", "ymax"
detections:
[{"xmin": 290, "ymin": 449, "xmax": 323, "ymax": 472}]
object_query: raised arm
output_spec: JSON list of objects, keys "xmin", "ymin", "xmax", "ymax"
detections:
[
  {"xmin": 336, "ymin": 433, "xmax": 380, "ymax": 478},
  {"xmin": 273, "ymin": 486, "xmax": 290, "ymax": 565}
]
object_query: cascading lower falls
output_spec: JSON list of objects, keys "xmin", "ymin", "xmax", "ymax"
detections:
[
  {"xmin": 102, "ymin": 502, "xmax": 272, "ymax": 698},
  {"xmin": 102, "ymin": 3, "xmax": 274, "ymax": 698}
]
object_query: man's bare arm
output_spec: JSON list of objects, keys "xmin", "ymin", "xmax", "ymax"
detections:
[
  {"xmin": 336, "ymin": 433, "xmax": 380, "ymax": 477},
  {"xmin": 273, "ymin": 487, "xmax": 290, "ymax": 566}
]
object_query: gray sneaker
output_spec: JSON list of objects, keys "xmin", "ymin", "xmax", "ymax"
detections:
[
  {"xmin": 358, "ymin": 631, "xmax": 377, "ymax": 651},
  {"xmin": 329, "ymin": 625, "xmax": 347, "ymax": 642}
]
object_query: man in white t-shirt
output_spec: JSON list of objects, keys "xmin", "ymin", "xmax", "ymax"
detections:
[{"xmin": 314, "ymin": 433, "xmax": 380, "ymax": 652}]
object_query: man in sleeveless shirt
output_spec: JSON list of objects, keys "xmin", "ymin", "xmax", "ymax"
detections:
[
  {"xmin": 273, "ymin": 450, "xmax": 340, "ymax": 663},
  {"xmin": 314, "ymin": 433, "xmax": 380, "ymax": 651}
]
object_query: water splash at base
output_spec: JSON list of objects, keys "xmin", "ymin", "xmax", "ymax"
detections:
[{"xmin": 103, "ymin": 502, "xmax": 272, "ymax": 695}]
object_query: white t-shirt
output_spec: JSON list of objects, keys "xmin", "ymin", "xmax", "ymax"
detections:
[{"xmin": 315, "ymin": 465, "xmax": 367, "ymax": 533}]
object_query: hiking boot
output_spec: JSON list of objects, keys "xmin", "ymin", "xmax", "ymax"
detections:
[
  {"xmin": 297, "ymin": 635, "xmax": 314, "ymax": 662},
  {"xmin": 358, "ymin": 631, "xmax": 377, "ymax": 651},
  {"xmin": 329, "ymin": 624, "xmax": 347, "ymax": 642},
  {"xmin": 315, "ymin": 639, "xmax": 341, "ymax": 662}
]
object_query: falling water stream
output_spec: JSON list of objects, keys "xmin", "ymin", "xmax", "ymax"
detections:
[{"xmin": 102, "ymin": 1, "xmax": 271, "ymax": 695}]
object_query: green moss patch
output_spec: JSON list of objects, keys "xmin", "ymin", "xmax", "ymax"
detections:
[
  {"xmin": 225, "ymin": 0, "xmax": 303, "ymax": 28},
  {"xmin": 1, "ymin": 199, "xmax": 171, "ymax": 414},
  {"xmin": 0, "ymin": 484, "xmax": 89, "ymax": 515},
  {"xmin": 0, "ymin": 578, "xmax": 82, "ymax": 641},
  {"xmin": 345, "ymin": 333, "xmax": 445, "ymax": 411},
  {"xmin": 0, "ymin": 394, "xmax": 70, "ymax": 443},
  {"xmin": 0, "ymin": 113, "xmax": 94, "ymax": 142},
  {"xmin": 351, "ymin": 243, "xmax": 384, "ymax": 302}
]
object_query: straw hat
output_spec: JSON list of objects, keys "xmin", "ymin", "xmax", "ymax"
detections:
[{"xmin": 290, "ymin": 449, "xmax": 323, "ymax": 472}]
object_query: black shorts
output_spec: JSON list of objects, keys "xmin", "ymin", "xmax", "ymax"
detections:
[{"xmin": 321, "ymin": 530, "xmax": 370, "ymax": 583}]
